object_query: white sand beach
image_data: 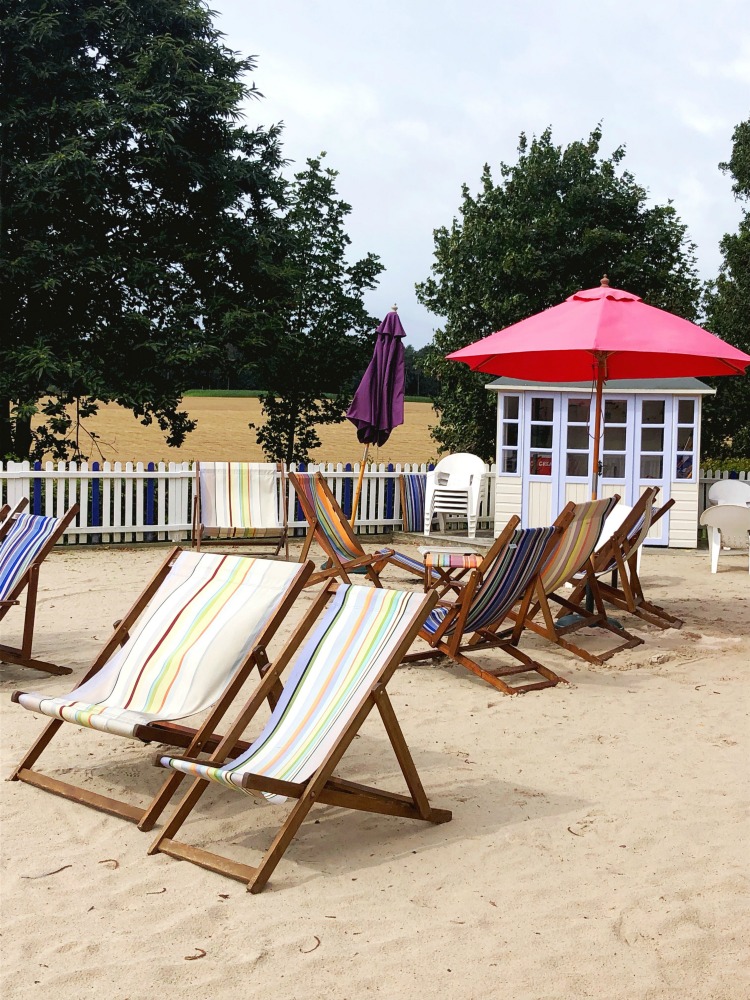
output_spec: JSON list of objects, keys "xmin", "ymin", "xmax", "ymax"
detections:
[{"xmin": 1, "ymin": 540, "xmax": 748, "ymax": 1000}]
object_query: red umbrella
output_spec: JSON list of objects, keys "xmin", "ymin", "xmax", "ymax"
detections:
[{"xmin": 448, "ymin": 277, "xmax": 750, "ymax": 497}]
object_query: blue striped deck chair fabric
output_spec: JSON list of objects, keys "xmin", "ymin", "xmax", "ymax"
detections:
[
  {"xmin": 193, "ymin": 461, "xmax": 288, "ymax": 558},
  {"xmin": 150, "ymin": 582, "xmax": 452, "ymax": 893},
  {"xmin": 400, "ymin": 472, "xmax": 427, "ymax": 533},
  {"xmin": 0, "ymin": 504, "xmax": 78, "ymax": 675},
  {"xmin": 404, "ymin": 525, "xmax": 568, "ymax": 695},
  {"xmin": 10, "ymin": 549, "xmax": 313, "ymax": 829}
]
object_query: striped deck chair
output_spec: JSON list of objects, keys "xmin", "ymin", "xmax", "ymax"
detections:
[
  {"xmin": 289, "ymin": 471, "xmax": 447, "ymax": 589},
  {"xmin": 149, "ymin": 581, "xmax": 451, "ymax": 893},
  {"xmin": 567, "ymin": 489, "xmax": 681, "ymax": 629},
  {"xmin": 10, "ymin": 550, "xmax": 313, "ymax": 830},
  {"xmin": 504, "ymin": 497, "xmax": 644, "ymax": 665},
  {"xmin": 192, "ymin": 461, "xmax": 288, "ymax": 558},
  {"xmin": 400, "ymin": 472, "xmax": 427, "ymax": 532},
  {"xmin": 0, "ymin": 503, "xmax": 79, "ymax": 675},
  {"xmin": 403, "ymin": 518, "xmax": 566, "ymax": 694}
]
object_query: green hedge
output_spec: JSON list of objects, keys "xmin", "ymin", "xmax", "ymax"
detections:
[{"xmin": 701, "ymin": 457, "xmax": 750, "ymax": 473}]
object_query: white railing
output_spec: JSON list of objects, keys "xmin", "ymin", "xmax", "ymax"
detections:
[{"xmin": 0, "ymin": 460, "xmax": 496, "ymax": 544}]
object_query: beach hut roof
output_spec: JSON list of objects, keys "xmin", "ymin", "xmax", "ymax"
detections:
[{"xmin": 484, "ymin": 376, "xmax": 715, "ymax": 395}]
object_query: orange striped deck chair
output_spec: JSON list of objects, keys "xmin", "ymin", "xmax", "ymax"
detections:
[
  {"xmin": 504, "ymin": 497, "xmax": 643, "ymax": 665},
  {"xmin": 192, "ymin": 461, "xmax": 288, "ymax": 558},
  {"xmin": 10, "ymin": 549, "xmax": 313, "ymax": 830},
  {"xmin": 149, "ymin": 581, "xmax": 451, "ymax": 893}
]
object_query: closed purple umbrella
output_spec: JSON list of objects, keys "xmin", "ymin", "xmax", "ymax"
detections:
[
  {"xmin": 347, "ymin": 306, "xmax": 406, "ymax": 525},
  {"xmin": 347, "ymin": 306, "xmax": 406, "ymax": 445}
]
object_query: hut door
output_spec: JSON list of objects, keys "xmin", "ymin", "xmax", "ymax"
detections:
[
  {"xmin": 634, "ymin": 397, "xmax": 670, "ymax": 544},
  {"xmin": 521, "ymin": 394, "xmax": 558, "ymax": 526}
]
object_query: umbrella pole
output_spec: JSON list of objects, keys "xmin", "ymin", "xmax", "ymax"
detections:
[
  {"xmin": 591, "ymin": 360, "xmax": 605, "ymax": 500},
  {"xmin": 350, "ymin": 443, "xmax": 370, "ymax": 528}
]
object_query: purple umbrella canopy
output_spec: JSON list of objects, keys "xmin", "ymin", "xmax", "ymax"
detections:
[{"xmin": 346, "ymin": 307, "xmax": 406, "ymax": 446}]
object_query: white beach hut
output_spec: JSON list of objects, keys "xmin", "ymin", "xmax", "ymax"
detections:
[{"xmin": 489, "ymin": 377, "xmax": 714, "ymax": 547}]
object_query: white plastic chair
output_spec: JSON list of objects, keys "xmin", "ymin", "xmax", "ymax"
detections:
[
  {"xmin": 699, "ymin": 504, "xmax": 750, "ymax": 573},
  {"xmin": 707, "ymin": 479, "xmax": 750, "ymax": 506},
  {"xmin": 424, "ymin": 453, "xmax": 485, "ymax": 539}
]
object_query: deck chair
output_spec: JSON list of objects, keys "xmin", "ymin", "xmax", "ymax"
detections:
[
  {"xmin": 289, "ymin": 471, "xmax": 451, "ymax": 589},
  {"xmin": 192, "ymin": 461, "xmax": 288, "ymax": 558},
  {"xmin": 148, "ymin": 581, "xmax": 451, "ymax": 893},
  {"xmin": 400, "ymin": 472, "xmax": 427, "ymax": 532},
  {"xmin": 403, "ymin": 517, "xmax": 567, "ymax": 694},
  {"xmin": 567, "ymin": 490, "xmax": 682, "ymax": 628},
  {"xmin": 504, "ymin": 497, "xmax": 644, "ymax": 665},
  {"xmin": 9, "ymin": 550, "xmax": 313, "ymax": 830},
  {"xmin": 0, "ymin": 503, "xmax": 79, "ymax": 675}
]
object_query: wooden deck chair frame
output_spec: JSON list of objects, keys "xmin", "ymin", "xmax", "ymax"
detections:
[
  {"xmin": 192, "ymin": 461, "xmax": 289, "ymax": 559},
  {"xmin": 148, "ymin": 581, "xmax": 452, "ymax": 893},
  {"xmin": 567, "ymin": 493, "xmax": 681, "ymax": 629},
  {"xmin": 503, "ymin": 498, "xmax": 644, "ymax": 665},
  {"xmin": 0, "ymin": 497, "xmax": 30, "ymax": 526},
  {"xmin": 288, "ymin": 471, "xmax": 393, "ymax": 586},
  {"xmin": 403, "ymin": 516, "xmax": 569, "ymax": 695},
  {"xmin": 9, "ymin": 548, "xmax": 314, "ymax": 831},
  {"xmin": 0, "ymin": 502, "xmax": 79, "ymax": 675}
]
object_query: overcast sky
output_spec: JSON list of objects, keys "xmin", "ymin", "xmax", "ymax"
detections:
[{"xmin": 212, "ymin": 0, "xmax": 749, "ymax": 348}]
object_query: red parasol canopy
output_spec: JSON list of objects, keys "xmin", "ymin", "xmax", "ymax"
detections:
[{"xmin": 448, "ymin": 278, "xmax": 750, "ymax": 497}]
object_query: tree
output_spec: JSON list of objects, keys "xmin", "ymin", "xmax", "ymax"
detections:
[
  {"xmin": 0, "ymin": 0, "xmax": 286, "ymax": 460},
  {"xmin": 416, "ymin": 126, "xmax": 701, "ymax": 459},
  {"xmin": 403, "ymin": 344, "xmax": 440, "ymax": 398},
  {"xmin": 249, "ymin": 154, "xmax": 383, "ymax": 465},
  {"xmin": 702, "ymin": 119, "xmax": 750, "ymax": 458}
]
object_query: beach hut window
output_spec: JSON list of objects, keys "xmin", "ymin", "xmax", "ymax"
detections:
[
  {"xmin": 602, "ymin": 399, "xmax": 628, "ymax": 479},
  {"xmin": 640, "ymin": 400, "xmax": 666, "ymax": 479},
  {"xmin": 529, "ymin": 396, "xmax": 554, "ymax": 476},
  {"xmin": 566, "ymin": 398, "xmax": 591, "ymax": 477},
  {"xmin": 675, "ymin": 398, "xmax": 696, "ymax": 480},
  {"xmin": 500, "ymin": 396, "xmax": 520, "ymax": 474}
]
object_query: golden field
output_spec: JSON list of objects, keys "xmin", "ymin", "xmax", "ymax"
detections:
[{"xmin": 33, "ymin": 397, "xmax": 442, "ymax": 465}]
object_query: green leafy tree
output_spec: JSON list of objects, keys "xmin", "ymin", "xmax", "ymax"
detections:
[
  {"xmin": 702, "ymin": 119, "xmax": 750, "ymax": 459},
  {"xmin": 403, "ymin": 344, "xmax": 440, "ymax": 398},
  {"xmin": 0, "ymin": 0, "xmax": 286, "ymax": 460},
  {"xmin": 249, "ymin": 154, "xmax": 383, "ymax": 464},
  {"xmin": 416, "ymin": 126, "xmax": 701, "ymax": 459}
]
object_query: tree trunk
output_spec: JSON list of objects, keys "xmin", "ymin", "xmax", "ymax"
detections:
[
  {"xmin": 14, "ymin": 412, "xmax": 33, "ymax": 460},
  {"xmin": 0, "ymin": 397, "xmax": 12, "ymax": 458}
]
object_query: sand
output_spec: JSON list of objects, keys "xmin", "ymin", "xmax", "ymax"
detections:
[
  {"xmin": 1, "ymin": 540, "xmax": 748, "ymax": 1000},
  {"xmin": 32, "ymin": 397, "xmax": 441, "ymax": 466}
]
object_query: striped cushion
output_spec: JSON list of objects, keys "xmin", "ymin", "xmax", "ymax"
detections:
[
  {"xmin": 308, "ymin": 479, "xmax": 361, "ymax": 564},
  {"xmin": 160, "ymin": 585, "xmax": 427, "ymax": 802},
  {"xmin": 199, "ymin": 463, "xmax": 281, "ymax": 531},
  {"xmin": 380, "ymin": 549, "xmax": 441, "ymax": 584},
  {"xmin": 422, "ymin": 527, "xmax": 555, "ymax": 637},
  {"xmin": 0, "ymin": 514, "xmax": 60, "ymax": 601},
  {"xmin": 16, "ymin": 554, "xmax": 303, "ymax": 739},
  {"xmin": 400, "ymin": 473, "xmax": 426, "ymax": 532},
  {"xmin": 540, "ymin": 498, "xmax": 616, "ymax": 594},
  {"xmin": 424, "ymin": 552, "xmax": 481, "ymax": 570}
]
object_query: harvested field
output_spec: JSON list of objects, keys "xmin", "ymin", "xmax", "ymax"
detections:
[{"xmin": 32, "ymin": 397, "xmax": 442, "ymax": 465}]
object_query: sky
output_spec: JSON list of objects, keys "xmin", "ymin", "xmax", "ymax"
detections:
[{"xmin": 212, "ymin": 0, "xmax": 749, "ymax": 348}]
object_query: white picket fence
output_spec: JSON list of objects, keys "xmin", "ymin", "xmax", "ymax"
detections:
[
  {"xmin": 0, "ymin": 460, "xmax": 496, "ymax": 544},
  {"xmin": 1, "ymin": 460, "xmax": 744, "ymax": 545}
]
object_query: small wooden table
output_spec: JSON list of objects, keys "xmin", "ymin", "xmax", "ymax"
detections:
[{"xmin": 418, "ymin": 546, "xmax": 483, "ymax": 594}]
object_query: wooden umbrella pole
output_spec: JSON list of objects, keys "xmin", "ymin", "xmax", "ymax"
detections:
[
  {"xmin": 591, "ymin": 354, "xmax": 607, "ymax": 500},
  {"xmin": 350, "ymin": 443, "xmax": 370, "ymax": 528}
]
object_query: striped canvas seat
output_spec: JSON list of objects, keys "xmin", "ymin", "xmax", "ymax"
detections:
[
  {"xmin": 160, "ymin": 585, "xmax": 427, "ymax": 801},
  {"xmin": 0, "ymin": 513, "xmax": 60, "ymax": 602},
  {"xmin": 538, "ymin": 498, "xmax": 616, "ymax": 595},
  {"xmin": 423, "ymin": 551, "xmax": 481, "ymax": 571},
  {"xmin": 198, "ymin": 462, "xmax": 283, "ymax": 539},
  {"xmin": 400, "ymin": 473, "xmax": 427, "ymax": 533},
  {"xmin": 151, "ymin": 581, "xmax": 450, "ymax": 891},
  {"xmin": 422, "ymin": 527, "xmax": 555, "ymax": 638},
  {"xmin": 16, "ymin": 553, "xmax": 304, "ymax": 739}
]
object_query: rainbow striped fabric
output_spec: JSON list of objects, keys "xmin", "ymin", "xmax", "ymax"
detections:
[
  {"xmin": 159, "ymin": 584, "xmax": 427, "ymax": 802},
  {"xmin": 422, "ymin": 527, "xmax": 555, "ymax": 637},
  {"xmin": 539, "ymin": 498, "xmax": 617, "ymax": 594},
  {"xmin": 423, "ymin": 551, "xmax": 481, "ymax": 570},
  {"xmin": 305, "ymin": 477, "xmax": 362, "ymax": 564},
  {"xmin": 0, "ymin": 513, "xmax": 60, "ymax": 601},
  {"xmin": 16, "ymin": 553, "xmax": 303, "ymax": 739},
  {"xmin": 199, "ymin": 463, "xmax": 281, "ymax": 537}
]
